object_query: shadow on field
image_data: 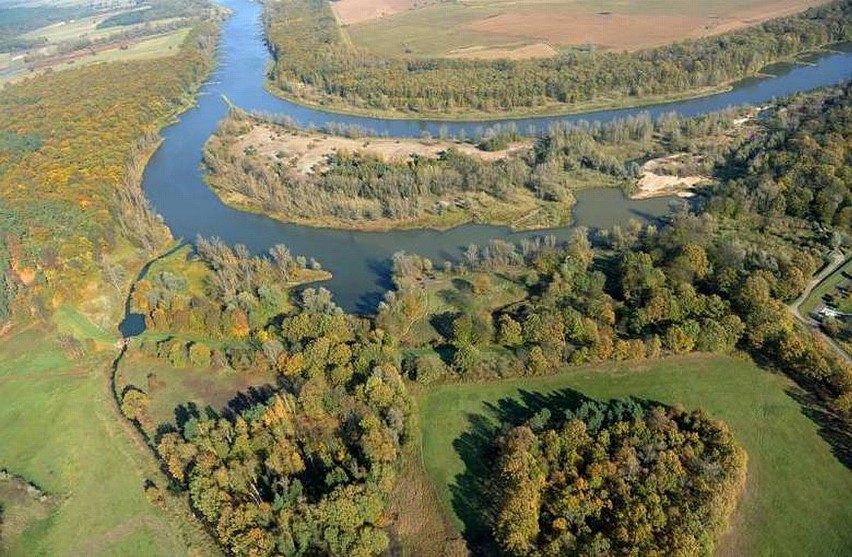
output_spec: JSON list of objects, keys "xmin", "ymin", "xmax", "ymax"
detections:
[
  {"xmin": 448, "ymin": 388, "xmax": 594, "ymax": 555},
  {"xmin": 787, "ymin": 387, "xmax": 852, "ymax": 469}
]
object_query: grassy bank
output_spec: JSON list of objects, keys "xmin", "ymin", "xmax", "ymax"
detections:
[
  {"xmin": 417, "ymin": 354, "xmax": 852, "ymax": 556},
  {"xmin": 0, "ymin": 326, "xmax": 219, "ymax": 555}
]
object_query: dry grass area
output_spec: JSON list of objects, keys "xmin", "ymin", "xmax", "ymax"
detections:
[
  {"xmin": 447, "ymin": 42, "xmax": 558, "ymax": 60},
  {"xmin": 235, "ymin": 122, "xmax": 532, "ymax": 176},
  {"xmin": 345, "ymin": 0, "xmax": 833, "ymax": 58},
  {"xmin": 331, "ymin": 0, "xmax": 438, "ymax": 25},
  {"xmin": 0, "ymin": 28, "xmax": 191, "ymax": 84}
]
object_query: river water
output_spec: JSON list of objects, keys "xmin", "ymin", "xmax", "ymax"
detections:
[{"xmin": 141, "ymin": 0, "xmax": 852, "ymax": 312}]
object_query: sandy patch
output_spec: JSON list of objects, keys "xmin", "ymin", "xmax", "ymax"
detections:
[
  {"xmin": 235, "ymin": 123, "xmax": 531, "ymax": 176},
  {"xmin": 331, "ymin": 0, "xmax": 432, "ymax": 25},
  {"xmin": 447, "ymin": 42, "xmax": 558, "ymax": 60},
  {"xmin": 632, "ymin": 154, "xmax": 707, "ymax": 199}
]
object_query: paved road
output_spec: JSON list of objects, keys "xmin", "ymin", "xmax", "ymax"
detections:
[{"xmin": 789, "ymin": 250, "xmax": 851, "ymax": 363}]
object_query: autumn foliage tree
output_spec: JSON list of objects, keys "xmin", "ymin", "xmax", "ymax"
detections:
[{"xmin": 492, "ymin": 399, "xmax": 746, "ymax": 556}]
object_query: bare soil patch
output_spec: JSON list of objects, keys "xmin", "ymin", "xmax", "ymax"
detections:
[
  {"xmin": 350, "ymin": 0, "xmax": 834, "ymax": 55},
  {"xmin": 632, "ymin": 154, "xmax": 708, "ymax": 199},
  {"xmin": 466, "ymin": 0, "xmax": 829, "ymax": 52},
  {"xmin": 235, "ymin": 123, "xmax": 532, "ymax": 176},
  {"xmin": 447, "ymin": 42, "xmax": 558, "ymax": 60},
  {"xmin": 331, "ymin": 0, "xmax": 434, "ymax": 25}
]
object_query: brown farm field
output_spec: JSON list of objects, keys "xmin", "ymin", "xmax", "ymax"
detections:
[{"xmin": 340, "ymin": 0, "xmax": 834, "ymax": 58}]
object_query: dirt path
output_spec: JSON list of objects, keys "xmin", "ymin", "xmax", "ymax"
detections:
[{"xmin": 789, "ymin": 250, "xmax": 851, "ymax": 362}]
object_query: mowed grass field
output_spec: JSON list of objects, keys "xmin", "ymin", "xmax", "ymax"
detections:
[
  {"xmin": 0, "ymin": 324, "xmax": 218, "ymax": 556},
  {"xmin": 342, "ymin": 0, "xmax": 832, "ymax": 58},
  {"xmin": 418, "ymin": 354, "xmax": 852, "ymax": 556}
]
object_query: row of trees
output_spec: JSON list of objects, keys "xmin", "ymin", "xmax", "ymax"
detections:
[
  {"xmin": 96, "ymin": 0, "xmax": 214, "ymax": 29},
  {"xmin": 265, "ymin": 0, "xmax": 851, "ymax": 115}
]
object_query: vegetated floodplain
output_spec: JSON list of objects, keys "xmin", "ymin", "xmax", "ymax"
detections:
[
  {"xmin": 418, "ymin": 354, "xmax": 852, "ymax": 556},
  {"xmin": 267, "ymin": 0, "xmax": 850, "ymax": 119},
  {"xmin": 0, "ymin": 10, "xmax": 222, "ymax": 555},
  {"xmin": 203, "ymin": 105, "xmax": 748, "ymax": 231}
]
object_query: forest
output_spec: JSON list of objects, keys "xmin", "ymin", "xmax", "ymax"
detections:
[
  {"xmin": 265, "ymin": 0, "xmax": 851, "ymax": 117},
  {"xmin": 379, "ymin": 85, "xmax": 852, "ymax": 417},
  {"xmin": 491, "ymin": 399, "xmax": 746, "ymax": 556},
  {"xmin": 122, "ymin": 242, "xmax": 410, "ymax": 556},
  {"xmin": 0, "ymin": 19, "xmax": 218, "ymax": 325}
]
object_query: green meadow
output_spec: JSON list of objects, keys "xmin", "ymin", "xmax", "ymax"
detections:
[{"xmin": 419, "ymin": 354, "xmax": 852, "ymax": 556}]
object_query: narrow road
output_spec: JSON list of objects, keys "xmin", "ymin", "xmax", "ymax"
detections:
[{"xmin": 789, "ymin": 250, "xmax": 851, "ymax": 363}]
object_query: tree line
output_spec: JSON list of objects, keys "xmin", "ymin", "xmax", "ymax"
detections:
[{"xmin": 265, "ymin": 0, "xmax": 851, "ymax": 116}]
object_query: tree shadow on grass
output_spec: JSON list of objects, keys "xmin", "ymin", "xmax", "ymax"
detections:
[
  {"xmin": 787, "ymin": 386, "xmax": 852, "ymax": 469},
  {"xmin": 224, "ymin": 384, "xmax": 276, "ymax": 419},
  {"xmin": 448, "ymin": 388, "xmax": 594, "ymax": 555}
]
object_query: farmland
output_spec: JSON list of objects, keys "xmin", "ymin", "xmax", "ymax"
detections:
[
  {"xmin": 417, "ymin": 354, "xmax": 852, "ymax": 555},
  {"xmin": 343, "ymin": 0, "xmax": 834, "ymax": 58}
]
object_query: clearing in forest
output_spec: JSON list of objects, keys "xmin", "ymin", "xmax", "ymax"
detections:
[{"xmin": 341, "ymin": 0, "xmax": 833, "ymax": 58}]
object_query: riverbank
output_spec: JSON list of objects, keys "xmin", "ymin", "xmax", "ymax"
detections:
[{"xmin": 263, "ymin": 79, "xmax": 736, "ymax": 123}]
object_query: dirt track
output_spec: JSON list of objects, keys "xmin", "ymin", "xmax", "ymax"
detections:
[{"xmin": 789, "ymin": 251, "xmax": 851, "ymax": 362}]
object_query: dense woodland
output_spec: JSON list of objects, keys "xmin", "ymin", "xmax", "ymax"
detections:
[
  {"xmin": 204, "ymin": 107, "xmax": 744, "ymax": 229},
  {"xmin": 379, "ymin": 85, "xmax": 852, "ymax": 418},
  {"xmin": 491, "ymin": 399, "xmax": 746, "ymax": 556},
  {"xmin": 124, "ymin": 242, "xmax": 410, "ymax": 556},
  {"xmin": 266, "ymin": 0, "xmax": 851, "ymax": 115},
  {"xmin": 0, "ymin": 21, "xmax": 218, "ymax": 323},
  {"xmin": 116, "ymin": 84, "xmax": 851, "ymax": 555}
]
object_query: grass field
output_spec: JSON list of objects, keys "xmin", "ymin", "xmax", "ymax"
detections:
[
  {"xmin": 0, "ymin": 323, "xmax": 219, "ymax": 555},
  {"xmin": 20, "ymin": 10, "xmax": 157, "ymax": 44},
  {"xmin": 343, "ymin": 0, "xmax": 832, "ymax": 58},
  {"xmin": 418, "ymin": 354, "xmax": 852, "ymax": 556},
  {"xmin": 1, "ymin": 27, "xmax": 192, "ymax": 84},
  {"xmin": 116, "ymin": 351, "xmax": 278, "ymax": 435}
]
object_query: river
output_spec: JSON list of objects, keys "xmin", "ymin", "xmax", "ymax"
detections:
[{"xmin": 141, "ymin": 0, "xmax": 852, "ymax": 313}]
